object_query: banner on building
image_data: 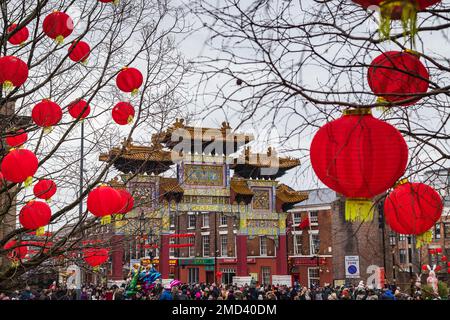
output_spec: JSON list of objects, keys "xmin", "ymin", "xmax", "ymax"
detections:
[
  {"xmin": 272, "ymin": 275, "xmax": 292, "ymax": 287},
  {"xmin": 344, "ymin": 255, "xmax": 360, "ymax": 279},
  {"xmin": 65, "ymin": 265, "xmax": 81, "ymax": 290},
  {"xmin": 232, "ymin": 276, "xmax": 253, "ymax": 287}
]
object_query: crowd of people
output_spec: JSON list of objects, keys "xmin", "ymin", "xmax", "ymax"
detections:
[{"xmin": 0, "ymin": 280, "xmax": 439, "ymax": 300}]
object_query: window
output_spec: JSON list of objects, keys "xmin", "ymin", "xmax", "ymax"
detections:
[
  {"xmin": 399, "ymin": 249, "xmax": 407, "ymax": 264},
  {"xmin": 260, "ymin": 236, "xmax": 267, "ymax": 256},
  {"xmin": 293, "ymin": 234, "xmax": 302, "ymax": 255},
  {"xmin": 435, "ymin": 223, "xmax": 441, "ymax": 240},
  {"xmin": 221, "ymin": 268, "xmax": 235, "ymax": 284},
  {"xmin": 261, "ymin": 267, "xmax": 271, "ymax": 285},
  {"xmin": 399, "ymin": 234, "xmax": 407, "ymax": 241},
  {"xmin": 169, "ymin": 237, "xmax": 175, "ymax": 257},
  {"xmin": 188, "ymin": 215, "xmax": 196, "ymax": 229},
  {"xmin": 310, "ymin": 233, "xmax": 320, "ymax": 255},
  {"xmin": 188, "ymin": 268, "xmax": 199, "ymax": 283},
  {"xmin": 389, "ymin": 232, "xmax": 397, "ymax": 246},
  {"xmin": 309, "ymin": 211, "xmax": 319, "ymax": 224},
  {"xmin": 444, "ymin": 223, "xmax": 450, "ymax": 239},
  {"xmin": 308, "ymin": 267, "xmax": 320, "ymax": 288},
  {"xmin": 202, "ymin": 213, "xmax": 209, "ymax": 228},
  {"xmin": 292, "ymin": 212, "xmax": 302, "ymax": 225},
  {"xmin": 220, "ymin": 214, "xmax": 227, "ymax": 226},
  {"xmin": 202, "ymin": 235, "xmax": 210, "ymax": 257},
  {"xmin": 188, "ymin": 237, "xmax": 195, "ymax": 257},
  {"xmin": 169, "ymin": 213, "xmax": 175, "ymax": 228},
  {"xmin": 220, "ymin": 235, "xmax": 228, "ymax": 257}
]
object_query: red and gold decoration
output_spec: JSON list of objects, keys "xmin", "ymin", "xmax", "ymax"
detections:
[
  {"xmin": 83, "ymin": 247, "xmax": 109, "ymax": 271},
  {"xmin": 116, "ymin": 67, "xmax": 143, "ymax": 95},
  {"xmin": 310, "ymin": 108, "xmax": 408, "ymax": 221},
  {"xmin": 5, "ymin": 129, "xmax": 28, "ymax": 148},
  {"xmin": 33, "ymin": 179, "xmax": 57, "ymax": 201},
  {"xmin": 0, "ymin": 56, "xmax": 29, "ymax": 91},
  {"xmin": 87, "ymin": 185, "xmax": 122, "ymax": 224},
  {"xmin": 19, "ymin": 200, "xmax": 52, "ymax": 236},
  {"xmin": 68, "ymin": 99, "xmax": 91, "ymax": 120},
  {"xmin": 368, "ymin": 51, "xmax": 429, "ymax": 106},
  {"xmin": 42, "ymin": 11, "xmax": 74, "ymax": 44},
  {"xmin": 32, "ymin": 99, "xmax": 63, "ymax": 131},
  {"xmin": 7, "ymin": 23, "xmax": 29, "ymax": 46},
  {"xmin": 1, "ymin": 148, "xmax": 38, "ymax": 186},
  {"xmin": 112, "ymin": 101, "xmax": 135, "ymax": 125},
  {"xmin": 3, "ymin": 240, "xmax": 28, "ymax": 266},
  {"xmin": 384, "ymin": 180, "xmax": 443, "ymax": 247},
  {"xmin": 115, "ymin": 189, "xmax": 134, "ymax": 220},
  {"xmin": 99, "ymin": 0, "xmax": 120, "ymax": 4},
  {"xmin": 68, "ymin": 40, "xmax": 91, "ymax": 63}
]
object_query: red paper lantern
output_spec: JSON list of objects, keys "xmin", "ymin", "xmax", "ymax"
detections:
[
  {"xmin": 116, "ymin": 189, "xmax": 134, "ymax": 215},
  {"xmin": 112, "ymin": 102, "xmax": 135, "ymax": 125},
  {"xmin": 4, "ymin": 240, "xmax": 28, "ymax": 261},
  {"xmin": 435, "ymin": 265, "xmax": 442, "ymax": 272},
  {"xmin": 448, "ymin": 262, "xmax": 450, "ymax": 267},
  {"xmin": 436, "ymin": 247, "xmax": 443, "ymax": 254},
  {"xmin": 310, "ymin": 108, "xmax": 408, "ymax": 221},
  {"xmin": 83, "ymin": 248, "xmax": 109, "ymax": 268},
  {"xmin": 421, "ymin": 265, "xmax": 428, "ymax": 271},
  {"xmin": 447, "ymin": 268, "xmax": 450, "ymax": 274},
  {"xmin": 33, "ymin": 179, "xmax": 57, "ymax": 200},
  {"xmin": 19, "ymin": 200, "xmax": 52, "ymax": 235},
  {"xmin": 0, "ymin": 56, "xmax": 29, "ymax": 90},
  {"xmin": 368, "ymin": 51, "xmax": 429, "ymax": 106},
  {"xmin": 68, "ymin": 40, "xmax": 90, "ymax": 63},
  {"xmin": 429, "ymin": 249, "xmax": 436, "ymax": 255},
  {"xmin": 7, "ymin": 23, "xmax": 29, "ymax": 46},
  {"xmin": 1, "ymin": 149, "xmax": 38, "ymax": 185},
  {"xmin": 32, "ymin": 99, "xmax": 63, "ymax": 129},
  {"xmin": 116, "ymin": 67, "xmax": 143, "ymax": 95},
  {"xmin": 384, "ymin": 182, "xmax": 443, "ymax": 236},
  {"xmin": 5, "ymin": 129, "xmax": 28, "ymax": 148},
  {"xmin": 68, "ymin": 99, "xmax": 91, "ymax": 120},
  {"xmin": 87, "ymin": 185, "xmax": 122, "ymax": 224},
  {"xmin": 42, "ymin": 11, "xmax": 74, "ymax": 44},
  {"xmin": 99, "ymin": 0, "xmax": 119, "ymax": 3},
  {"xmin": 442, "ymin": 256, "xmax": 448, "ymax": 262}
]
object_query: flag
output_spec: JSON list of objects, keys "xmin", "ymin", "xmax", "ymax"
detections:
[{"xmin": 299, "ymin": 217, "xmax": 310, "ymax": 229}]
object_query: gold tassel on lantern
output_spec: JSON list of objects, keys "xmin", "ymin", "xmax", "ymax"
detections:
[
  {"xmin": 115, "ymin": 214, "xmax": 123, "ymax": 221},
  {"xmin": 11, "ymin": 260, "xmax": 20, "ymax": 268},
  {"xmin": 24, "ymin": 176, "xmax": 33, "ymax": 188},
  {"xmin": 416, "ymin": 230, "xmax": 433, "ymax": 248},
  {"xmin": 379, "ymin": 0, "xmax": 418, "ymax": 40},
  {"xmin": 2, "ymin": 80, "xmax": 14, "ymax": 92},
  {"xmin": 93, "ymin": 266, "xmax": 100, "ymax": 272},
  {"xmin": 101, "ymin": 215, "xmax": 111, "ymax": 225},
  {"xmin": 127, "ymin": 115, "xmax": 134, "ymax": 124},
  {"xmin": 345, "ymin": 198, "xmax": 375, "ymax": 222},
  {"xmin": 36, "ymin": 226, "xmax": 45, "ymax": 236},
  {"xmin": 376, "ymin": 96, "xmax": 389, "ymax": 113}
]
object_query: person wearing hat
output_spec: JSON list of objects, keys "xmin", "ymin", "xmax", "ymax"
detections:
[{"xmin": 159, "ymin": 284, "xmax": 173, "ymax": 300}]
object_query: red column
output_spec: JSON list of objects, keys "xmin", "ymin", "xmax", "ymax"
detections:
[
  {"xmin": 276, "ymin": 234, "xmax": 288, "ymax": 275},
  {"xmin": 111, "ymin": 235, "xmax": 124, "ymax": 280},
  {"xmin": 159, "ymin": 234, "xmax": 170, "ymax": 279},
  {"xmin": 236, "ymin": 234, "xmax": 248, "ymax": 276}
]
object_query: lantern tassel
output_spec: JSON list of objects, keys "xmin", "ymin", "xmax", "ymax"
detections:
[
  {"xmin": 131, "ymin": 88, "xmax": 139, "ymax": 96},
  {"xmin": 36, "ymin": 226, "xmax": 45, "ymax": 236},
  {"xmin": 345, "ymin": 198, "xmax": 374, "ymax": 222},
  {"xmin": 43, "ymin": 126, "xmax": 53, "ymax": 134},
  {"xmin": 416, "ymin": 230, "xmax": 433, "ymax": 248},
  {"xmin": 127, "ymin": 115, "xmax": 134, "ymax": 124},
  {"xmin": 24, "ymin": 176, "xmax": 33, "ymax": 188},
  {"xmin": 2, "ymin": 80, "xmax": 14, "ymax": 93},
  {"xmin": 376, "ymin": 96, "xmax": 389, "ymax": 113},
  {"xmin": 101, "ymin": 215, "xmax": 111, "ymax": 225},
  {"xmin": 113, "ymin": 0, "xmax": 120, "ymax": 5},
  {"xmin": 115, "ymin": 214, "xmax": 124, "ymax": 221},
  {"xmin": 81, "ymin": 59, "xmax": 88, "ymax": 66},
  {"xmin": 379, "ymin": 1, "xmax": 418, "ymax": 41},
  {"xmin": 55, "ymin": 35, "xmax": 64, "ymax": 45},
  {"xmin": 11, "ymin": 260, "xmax": 20, "ymax": 268},
  {"xmin": 93, "ymin": 266, "xmax": 100, "ymax": 272},
  {"xmin": 46, "ymin": 198, "xmax": 52, "ymax": 203}
]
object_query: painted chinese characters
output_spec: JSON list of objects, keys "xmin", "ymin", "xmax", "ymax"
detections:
[
  {"xmin": 252, "ymin": 188, "xmax": 271, "ymax": 210},
  {"xmin": 183, "ymin": 164, "xmax": 224, "ymax": 186}
]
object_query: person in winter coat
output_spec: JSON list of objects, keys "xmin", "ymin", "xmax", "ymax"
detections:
[{"xmin": 159, "ymin": 285, "xmax": 173, "ymax": 300}]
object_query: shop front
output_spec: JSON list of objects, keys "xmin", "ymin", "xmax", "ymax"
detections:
[
  {"xmin": 290, "ymin": 256, "xmax": 333, "ymax": 287},
  {"xmin": 178, "ymin": 258, "xmax": 215, "ymax": 283}
]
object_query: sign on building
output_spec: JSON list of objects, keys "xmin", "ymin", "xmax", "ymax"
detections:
[
  {"xmin": 272, "ymin": 275, "xmax": 292, "ymax": 286},
  {"xmin": 344, "ymin": 255, "xmax": 360, "ymax": 279},
  {"xmin": 232, "ymin": 276, "xmax": 253, "ymax": 287}
]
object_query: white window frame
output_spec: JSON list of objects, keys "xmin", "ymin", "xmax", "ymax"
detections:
[
  {"xmin": 202, "ymin": 213, "xmax": 209, "ymax": 228},
  {"xmin": 294, "ymin": 232, "xmax": 302, "ymax": 255},
  {"xmin": 308, "ymin": 210, "xmax": 319, "ymax": 225},
  {"xmin": 188, "ymin": 214, "xmax": 196, "ymax": 229},
  {"xmin": 220, "ymin": 213, "xmax": 228, "ymax": 226},
  {"xmin": 202, "ymin": 235, "xmax": 210, "ymax": 257},
  {"xmin": 259, "ymin": 236, "xmax": 268, "ymax": 256},
  {"xmin": 307, "ymin": 267, "xmax": 320, "ymax": 288},
  {"xmin": 169, "ymin": 237, "xmax": 175, "ymax": 257},
  {"xmin": 292, "ymin": 212, "xmax": 302, "ymax": 225},
  {"xmin": 261, "ymin": 267, "xmax": 271, "ymax": 285},
  {"xmin": 220, "ymin": 234, "xmax": 228, "ymax": 257},
  {"xmin": 309, "ymin": 231, "xmax": 320, "ymax": 255},
  {"xmin": 188, "ymin": 237, "xmax": 195, "ymax": 257}
]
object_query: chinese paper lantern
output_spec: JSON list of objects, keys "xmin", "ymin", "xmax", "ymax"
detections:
[
  {"xmin": 0, "ymin": 56, "xmax": 29, "ymax": 91},
  {"xmin": 99, "ymin": 0, "xmax": 119, "ymax": 4},
  {"xmin": 4, "ymin": 240, "xmax": 28, "ymax": 263},
  {"xmin": 1, "ymin": 149, "xmax": 38, "ymax": 186},
  {"xmin": 42, "ymin": 11, "xmax": 74, "ymax": 44},
  {"xmin": 87, "ymin": 185, "xmax": 122, "ymax": 224},
  {"xmin": 112, "ymin": 102, "xmax": 135, "ymax": 125},
  {"xmin": 429, "ymin": 249, "xmax": 436, "ymax": 255},
  {"xmin": 310, "ymin": 108, "xmax": 408, "ymax": 221},
  {"xmin": 7, "ymin": 23, "xmax": 29, "ymax": 46},
  {"xmin": 352, "ymin": 1, "xmax": 442, "ymax": 38},
  {"xmin": 436, "ymin": 247, "xmax": 443, "ymax": 254},
  {"xmin": 421, "ymin": 265, "xmax": 428, "ymax": 271},
  {"xmin": 68, "ymin": 99, "xmax": 91, "ymax": 120},
  {"xmin": 435, "ymin": 265, "xmax": 442, "ymax": 272},
  {"xmin": 68, "ymin": 40, "xmax": 90, "ymax": 63},
  {"xmin": 115, "ymin": 189, "xmax": 134, "ymax": 220},
  {"xmin": 116, "ymin": 67, "xmax": 143, "ymax": 95},
  {"xmin": 5, "ymin": 129, "xmax": 28, "ymax": 148},
  {"xmin": 33, "ymin": 179, "xmax": 57, "ymax": 201},
  {"xmin": 32, "ymin": 99, "xmax": 63, "ymax": 130},
  {"xmin": 19, "ymin": 200, "xmax": 52, "ymax": 235},
  {"xmin": 384, "ymin": 181, "xmax": 443, "ymax": 247},
  {"xmin": 83, "ymin": 248, "xmax": 109, "ymax": 269},
  {"xmin": 368, "ymin": 51, "xmax": 429, "ymax": 106},
  {"xmin": 442, "ymin": 256, "xmax": 448, "ymax": 262}
]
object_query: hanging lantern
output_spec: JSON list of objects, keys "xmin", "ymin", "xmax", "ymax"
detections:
[
  {"xmin": 116, "ymin": 67, "xmax": 143, "ymax": 95},
  {"xmin": 83, "ymin": 248, "xmax": 109, "ymax": 269},
  {"xmin": 4, "ymin": 240, "xmax": 28, "ymax": 264},
  {"xmin": 5, "ymin": 129, "xmax": 28, "ymax": 148},
  {"xmin": 19, "ymin": 200, "xmax": 52, "ymax": 235},
  {"xmin": 436, "ymin": 247, "xmax": 443, "ymax": 254},
  {"xmin": 421, "ymin": 265, "xmax": 428, "ymax": 271},
  {"xmin": 112, "ymin": 102, "xmax": 135, "ymax": 125},
  {"xmin": 310, "ymin": 108, "xmax": 408, "ymax": 222},
  {"xmin": 33, "ymin": 179, "xmax": 57, "ymax": 201},
  {"xmin": 99, "ymin": 0, "xmax": 120, "ymax": 4},
  {"xmin": 384, "ymin": 181, "xmax": 443, "ymax": 247},
  {"xmin": 32, "ymin": 99, "xmax": 63, "ymax": 131},
  {"xmin": 442, "ymin": 256, "xmax": 448, "ymax": 262},
  {"xmin": 435, "ymin": 265, "xmax": 442, "ymax": 272},
  {"xmin": 115, "ymin": 189, "xmax": 134, "ymax": 220},
  {"xmin": 352, "ymin": 0, "xmax": 442, "ymax": 38},
  {"xmin": 42, "ymin": 11, "xmax": 74, "ymax": 44},
  {"xmin": 0, "ymin": 56, "xmax": 29, "ymax": 91},
  {"xmin": 68, "ymin": 99, "xmax": 91, "ymax": 120},
  {"xmin": 429, "ymin": 249, "xmax": 436, "ymax": 255},
  {"xmin": 7, "ymin": 23, "xmax": 29, "ymax": 46},
  {"xmin": 368, "ymin": 51, "xmax": 429, "ymax": 106},
  {"xmin": 68, "ymin": 40, "xmax": 90, "ymax": 63},
  {"xmin": 87, "ymin": 185, "xmax": 122, "ymax": 224},
  {"xmin": 1, "ymin": 149, "xmax": 38, "ymax": 186}
]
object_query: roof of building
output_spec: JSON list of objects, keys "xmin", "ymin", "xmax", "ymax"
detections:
[
  {"xmin": 230, "ymin": 178, "xmax": 254, "ymax": 196},
  {"xmin": 276, "ymin": 184, "xmax": 309, "ymax": 204},
  {"xmin": 99, "ymin": 138, "xmax": 173, "ymax": 163},
  {"xmin": 231, "ymin": 147, "xmax": 300, "ymax": 170},
  {"xmin": 293, "ymin": 188, "xmax": 337, "ymax": 207},
  {"xmin": 159, "ymin": 177, "xmax": 184, "ymax": 195}
]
